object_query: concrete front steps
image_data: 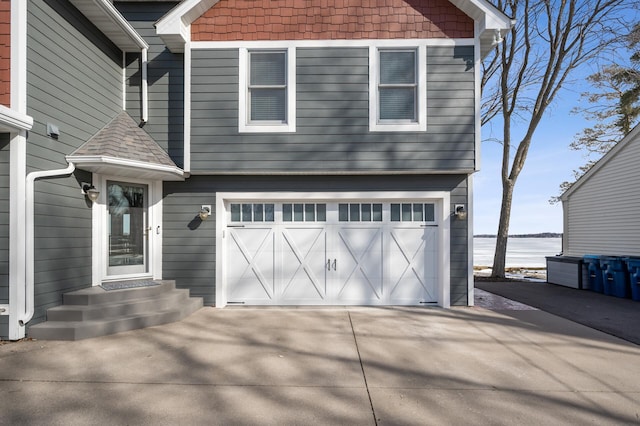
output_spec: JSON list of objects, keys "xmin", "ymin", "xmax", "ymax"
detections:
[{"xmin": 28, "ymin": 280, "xmax": 203, "ymax": 341}]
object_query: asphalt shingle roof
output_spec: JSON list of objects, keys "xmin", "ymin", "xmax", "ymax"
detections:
[{"xmin": 71, "ymin": 111, "xmax": 177, "ymax": 169}]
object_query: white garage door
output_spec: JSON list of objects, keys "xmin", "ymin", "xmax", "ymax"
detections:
[{"xmin": 225, "ymin": 201, "xmax": 439, "ymax": 306}]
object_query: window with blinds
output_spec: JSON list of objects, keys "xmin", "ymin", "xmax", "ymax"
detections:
[
  {"xmin": 369, "ymin": 45, "xmax": 426, "ymax": 132},
  {"xmin": 379, "ymin": 49, "xmax": 417, "ymax": 121},
  {"xmin": 249, "ymin": 51, "xmax": 287, "ymax": 123}
]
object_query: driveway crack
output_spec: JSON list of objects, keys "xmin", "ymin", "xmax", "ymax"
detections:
[{"xmin": 348, "ymin": 311, "xmax": 378, "ymax": 425}]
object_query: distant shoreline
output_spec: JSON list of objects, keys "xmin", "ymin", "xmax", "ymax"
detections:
[{"xmin": 474, "ymin": 233, "xmax": 562, "ymax": 238}]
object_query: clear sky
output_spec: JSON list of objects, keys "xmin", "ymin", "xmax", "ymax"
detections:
[
  {"xmin": 473, "ymin": 4, "xmax": 640, "ymax": 237},
  {"xmin": 474, "ymin": 85, "xmax": 596, "ymax": 235}
]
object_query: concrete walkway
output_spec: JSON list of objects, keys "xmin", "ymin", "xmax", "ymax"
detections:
[{"xmin": 1, "ymin": 302, "xmax": 639, "ymax": 425}]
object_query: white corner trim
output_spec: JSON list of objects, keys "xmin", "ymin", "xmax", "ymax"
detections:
[
  {"xmin": 238, "ymin": 47, "xmax": 296, "ymax": 133},
  {"xmin": 9, "ymin": 131, "xmax": 27, "ymax": 339},
  {"xmin": 474, "ymin": 22, "xmax": 482, "ymax": 172},
  {"xmin": 467, "ymin": 175, "xmax": 474, "ymax": 306},
  {"xmin": 10, "ymin": 0, "xmax": 27, "ymax": 114},
  {"xmin": 184, "ymin": 37, "xmax": 192, "ymax": 173},
  {"xmin": 369, "ymin": 44, "xmax": 427, "ymax": 133}
]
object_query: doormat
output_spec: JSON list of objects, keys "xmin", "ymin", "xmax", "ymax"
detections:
[{"xmin": 100, "ymin": 280, "xmax": 160, "ymax": 291}]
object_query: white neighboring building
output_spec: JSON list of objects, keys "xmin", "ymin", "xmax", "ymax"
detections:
[
  {"xmin": 561, "ymin": 124, "xmax": 640, "ymax": 258},
  {"xmin": 547, "ymin": 123, "xmax": 640, "ymax": 289}
]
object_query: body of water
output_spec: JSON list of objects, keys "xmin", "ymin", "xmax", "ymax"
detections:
[{"xmin": 474, "ymin": 237, "xmax": 562, "ymax": 268}]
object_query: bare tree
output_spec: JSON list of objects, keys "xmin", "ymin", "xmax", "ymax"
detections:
[{"xmin": 482, "ymin": 0, "xmax": 633, "ymax": 278}]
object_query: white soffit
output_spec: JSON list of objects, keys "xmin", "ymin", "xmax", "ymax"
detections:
[
  {"xmin": 440, "ymin": 0, "xmax": 513, "ymax": 57},
  {"xmin": 69, "ymin": 0, "xmax": 148, "ymax": 50},
  {"xmin": 156, "ymin": 0, "xmax": 219, "ymax": 52}
]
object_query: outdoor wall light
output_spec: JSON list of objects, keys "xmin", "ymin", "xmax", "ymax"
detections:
[
  {"xmin": 199, "ymin": 205, "xmax": 211, "ymax": 220},
  {"xmin": 82, "ymin": 183, "xmax": 100, "ymax": 203},
  {"xmin": 454, "ymin": 204, "xmax": 467, "ymax": 220}
]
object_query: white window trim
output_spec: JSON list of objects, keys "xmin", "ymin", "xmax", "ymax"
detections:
[
  {"xmin": 239, "ymin": 46, "xmax": 296, "ymax": 133},
  {"xmin": 369, "ymin": 45, "xmax": 427, "ymax": 132}
]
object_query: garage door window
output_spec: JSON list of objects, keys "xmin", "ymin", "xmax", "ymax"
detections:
[
  {"xmin": 339, "ymin": 203, "xmax": 383, "ymax": 222},
  {"xmin": 283, "ymin": 203, "xmax": 326, "ymax": 222},
  {"xmin": 391, "ymin": 203, "xmax": 435, "ymax": 222},
  {"xmin": 230, "ymin": 203, "xmax": 275, "ymax": 222}
]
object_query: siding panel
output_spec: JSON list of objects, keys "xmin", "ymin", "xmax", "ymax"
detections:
[
  {"xmin": 25, "ymin": 0, "xmax": 122, "ymax": 326},
  {"xmin": 190, "ymin": 45, "xmax": 475, "ymax": 173},
  {"xmin": 564, "ymin": 133, "xmax": 640, "ymax": 257},
  {"xmin": 163, "ymin": 174, "xmax": 469, "ymax": 306},
  {"xmin": 118, "ymin": 3, "xmax": 185, "ymax": 167}
]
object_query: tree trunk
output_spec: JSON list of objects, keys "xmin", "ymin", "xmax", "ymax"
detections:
[{"xmin": 492, "ymin": 179, "xmax": 514, "ymax": 278}]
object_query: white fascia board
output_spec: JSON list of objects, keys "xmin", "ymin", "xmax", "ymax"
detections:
[
  {"xmin": 67, "ymin": 155, "xmax": 185, "ymax": 180},
  {"xmin": 193, "ymin": 38, "xmax": 473, "ymax": 49},
  {"xmin": 448, "ymin": 0, "xmax": 513, "ymax": 57},
  {"xmin": 155, "ymin": 0, "xmax": 219, "ymax": 52},
  {"xmin": 0, "ymin": 105, "xmax": 33, "ymax": 132},
  {"xmin": 69, "ymin": 0, "xmax": 148, "ymax": 50},
  {"xmin": 560, "ymin": 123, "xmax": 640, "ymax": 201},
  {"xmin": 449, "ymin": 0, "xmax": 512, "ymax": 28},
  {"xmin": 95, "ymin": 0, "xmax": 148, "ymax": 49}
]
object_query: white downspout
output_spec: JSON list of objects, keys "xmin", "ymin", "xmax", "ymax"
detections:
[
  {"xmin": 141, "ymin": 47, "xmax": 148, "ymax": 123},
  {"xmin": 18, "ymin": 162, "xmax": 76, "ymax": 326}
]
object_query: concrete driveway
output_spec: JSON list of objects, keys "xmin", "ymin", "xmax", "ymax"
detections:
[{"xmin": 1, "ymin": 304, "xmax": 639, "ymax": 425}]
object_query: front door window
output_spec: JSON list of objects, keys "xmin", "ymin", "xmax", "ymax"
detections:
[{"xmin": 107, "ymin": 181, "xmax": 148, "ymax": 276}]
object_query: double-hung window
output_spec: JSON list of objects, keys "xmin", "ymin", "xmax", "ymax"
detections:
[
  {"xmin": 370, "ymin": 45, "xmax": 426, "ymax": 132},
  {"xmin": 239, "ymin": 47, "xmax": 296, "ymax": 132}
]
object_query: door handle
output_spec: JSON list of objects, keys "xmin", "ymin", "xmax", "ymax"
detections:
[
  {"xmin": 332, "ymin": 259, "xmax": 337, "ymax": 271},
  {"xmin": 327, "ymin": 259, "xmax": 331, "ymax": 271}
]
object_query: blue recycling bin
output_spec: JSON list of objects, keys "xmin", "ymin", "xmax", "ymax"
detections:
[
  {"xmin": 583, "ymin": 255, "xmax": 604, "ymax": 293},
  {"xmin": 624, "ymin": 258, "xmax": 640, "ymax": 302},
  {"xmin": 599, "ymin": 257, "xmax": 630, "ymax": 298}
]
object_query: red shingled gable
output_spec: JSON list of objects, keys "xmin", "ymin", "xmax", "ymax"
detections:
[
  {"xmin": 0, "ymin": 0, "xmax": 10, "ymax": 107},
  {"xmin": 192, "ymin": 0, "xmax": 474, "ymax": 42}
]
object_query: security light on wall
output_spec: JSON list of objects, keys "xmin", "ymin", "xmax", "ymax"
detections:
[
  {"xmin": 454, "ymin": 204, "xmax": 467, "ymax": 220},
  {"xmin": 81, "ymin": 183, "xmax": 100, "ymax": 203},
  {"xmin": 199, "ymin": 205, "xmax": 211, "ymax": 220}
]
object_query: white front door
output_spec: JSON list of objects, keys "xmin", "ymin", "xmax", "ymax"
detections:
[
  {"xmin": 223, "ymin": 199, "xmax": 442, "ymax": 306},
  {"xmin": 106, "ymin": 181, "xmax": 149, "ymax": 276}
]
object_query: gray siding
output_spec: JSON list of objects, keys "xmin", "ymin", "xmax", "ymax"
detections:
[
  {"xmin": 163, "ymin": 174, "xmax": 469, "ymax": 306},
  {"xmin": 26, "ymin": 0, "xmax": 122, "ymax": 326},
  {"xmin": 118, "ymin": 2, "xmax": 184, "ymax": 168},
  {"xmin": 190, "ymin": 45, "xmax": 475, "ymax": 173}
]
